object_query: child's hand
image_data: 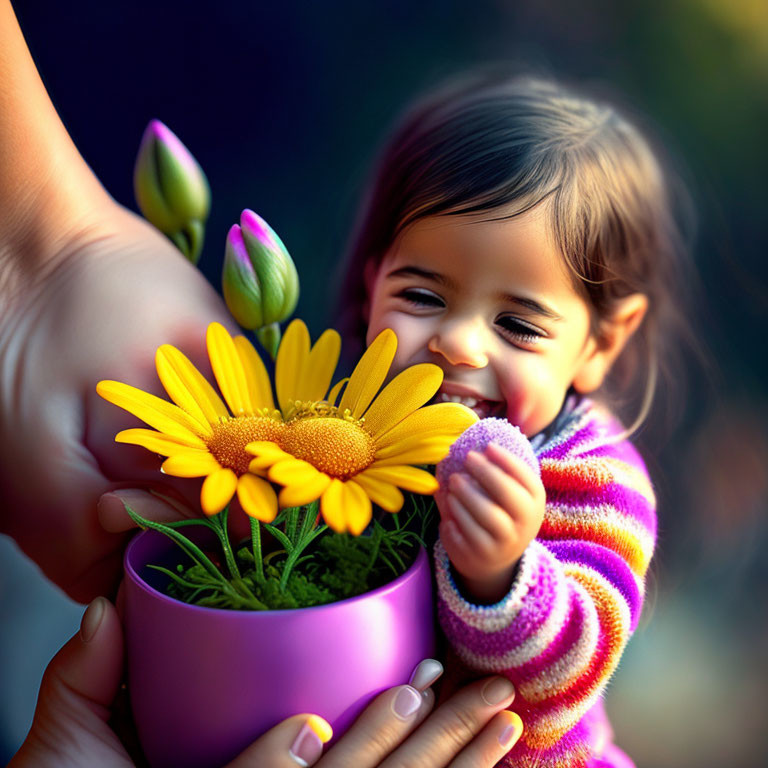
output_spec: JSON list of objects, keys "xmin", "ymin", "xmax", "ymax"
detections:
[{"xmin": 437, "ymin": 442, "xmax": 546, "ymax": 604}]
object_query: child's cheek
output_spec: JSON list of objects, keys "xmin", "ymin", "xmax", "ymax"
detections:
[{"xmin": 501, "ymin": 364, "xmax": 565, "ymax": 438}]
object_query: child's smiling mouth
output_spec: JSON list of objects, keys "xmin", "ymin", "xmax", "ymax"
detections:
[{"xmin": 432, "ymin": 384, "xmax": 505, "ymax": 419}]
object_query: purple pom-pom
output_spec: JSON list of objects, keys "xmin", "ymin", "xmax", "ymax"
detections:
[{"xmin": 437, "ymin": 418, "xmax": 540, "ymax": 487}]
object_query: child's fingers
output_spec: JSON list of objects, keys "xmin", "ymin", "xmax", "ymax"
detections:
[
  {"xmin": 444, "ymin": 492, "xmax": 501, "ymax": 556},
  {"xmin": 462, "ymin": 451, "xmax": 534, "ymax": 521},
  {"xmin": 449, "ymin": 471, "xmax": 520, "ymax": 537},
  {"xmin": 484, "ymin": 443, "xmax": 543, "ymax": 500}
]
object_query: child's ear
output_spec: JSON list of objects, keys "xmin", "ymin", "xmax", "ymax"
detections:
[{"xmin": 572, "ymin": 293, "xmax": 648, "ymax": 394}]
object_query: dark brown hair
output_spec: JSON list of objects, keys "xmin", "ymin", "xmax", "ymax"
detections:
[{"xmin": 336, "ymin": 72, "xmax": 695, "ymax": 435}]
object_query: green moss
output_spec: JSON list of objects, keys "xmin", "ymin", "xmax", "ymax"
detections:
[{"xmin": 151, "ymin": 492, "xmax": 435, "ymax": 611}]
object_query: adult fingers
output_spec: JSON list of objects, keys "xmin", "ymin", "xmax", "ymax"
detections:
[
  {"xmin": 226, "ymin": 660, "xmax": 443, "ymax": 768},
  {"xmin": 225, "ymin": 714, "xmax": 333, "ymax": 768},
  {"xmin": 450, "ymin": 709, "xmax": 524, "ymax": 768},
  {"xmin": 317, "ymin": 661, "xmax": 443, "ymax": 768},
  {"xmin": 315, "ymin": 686, "xmax": 435, "ymax": 768},
  {"xmin": 378, "ymin": 675, "xmax": 516, "ymax": 768},
  {"xmin": 98, "ymin": 486, "xmax": 253, "ymax": 540},
  {"xmin": 97, "ymin": 487, "xmax": 196, "ymax": 532},
  {"xmin": 10, "ymin": 598, "xmax": 131, "ymax": 767}
]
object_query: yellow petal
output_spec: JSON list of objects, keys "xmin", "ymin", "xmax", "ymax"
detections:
[
  {"xmin": 201, "ymin": 468, "xmax": 238, "ymax": 515},
  {"xmin": 375, "ymin": 435, "xmax": 455, "ymax": 461},
  {"xmin": 362, "ymin": 465, "xmax": 439, "ymax": 494},
  {"xmin": 320, "ymin": 479, "xmax": 346, "ymax": 532},
  {"xmin": 326, "ymin": 377, "xmax": 348, "ymax": 407},
  {"xmin": 116, "ymin": 428, "xmax": 205, "ymax": 455},
  {"xmin": 162, "ymin": 451, "xmax": 221, "ymax": 477},
  {"xmin": 275, "ymin": 319, "xmax": 310, "ymax": 416},
  {"xmin": 353, "ymin": 472, "xmax": 405, "ymax": 513},
  {"xmin": 234, "ymin": 335, "xmax": 275, "ymax": 412},
  {"xmin": 237, "ymin": 474, "xmax": 278, "ymax": 522},
  {"xmin": 278, "ymin": 473, "xmax": 332, "ymax": 508},
  {"xmin": 338, "ymin": 328, "xmax": 396, "ymax": 419},
  {"xmin": 361, "ymin": 364, "xmax": 443, "ymax": 438},
  {"xmin": 303, "ymin": 329, "xmax": 342, "ymax": 401},
  {"xmin": 344, "ymin": 481, "xmax": 374, "ymax": 536},
  {"xmin": 268, "ymin": 458, "xmax": 322, "ymax": 486},
  {"xmin": 320, "ymin": 479, "xmax": 373, "ymax": 535},
  {"xmin": 207, "ymin": 323, "xmax": 252, "ymax": 416},
  {"xmin": 97, "ymin": 380, "xmax": 209, "ymax": 442},
  {"xmin": 245, "ymin": 440, "xmax": 292, "ymax": 471},
  {"xmin": 376, "ymin": 402, "xmax": 478, "ymax": 449},
  {"xmin": 155, "ymin": 344, "xmax": 227, "ymax": 429}
]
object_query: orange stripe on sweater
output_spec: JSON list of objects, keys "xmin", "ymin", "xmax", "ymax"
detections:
[{"xmin": 539, "ymin": 514, "xmax": 651, "ymax": 576}]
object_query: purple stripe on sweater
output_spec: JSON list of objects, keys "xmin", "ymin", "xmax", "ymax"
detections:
[
  {"xmin": 437, "ymin": 547, "xmax": 561, "ymax": 656},
  {"xmin": 581, "ymin": 438, "xmax": 646, "ymax": 468},
  {"xmin": 539, "ymin": 418, "xmax": 602, "ymax": 460},
  {"xmin": 509, "ymin": 580, "xmax": 591, "ymax": 679},
  {"xmin": 543, "ymin": 540, "xmax": 642, "ymax": 628}
]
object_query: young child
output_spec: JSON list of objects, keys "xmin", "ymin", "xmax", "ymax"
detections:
[{"xmin": 338, "ymin": 73, "xmax": 688, "ymax": 768}]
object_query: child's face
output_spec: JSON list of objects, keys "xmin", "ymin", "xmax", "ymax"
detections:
[{"xmin": 365, "ymin": 206, "xmax": 600, "ymax": 437}]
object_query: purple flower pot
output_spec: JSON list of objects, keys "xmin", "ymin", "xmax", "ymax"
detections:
[{"xmin": 124, "ymin": 528, "xmax": 435, "ymax": 768}]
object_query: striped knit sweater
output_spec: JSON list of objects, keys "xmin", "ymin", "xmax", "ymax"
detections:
[{"xmin": 435, "ymin": 396, "xmax": 656, "ymax": 768}]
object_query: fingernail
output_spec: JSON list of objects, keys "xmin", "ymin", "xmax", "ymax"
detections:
[
  {"xmin": 392, "ymin": 685, "xmax": 422, "ymax": 719},
  {"xmin": 289, "ymin": 716, "xmax": 331, "ymax": 767},
  {"xmin": 481, "ymin": 677, "xmax": 515, "ymax": 706},
  {"xmin": 97, "ymin": 492, "xmax": 138, "ymax": 533},
  {"xmin": 409, "ymin": 659, "xmax": 444, "ymax": 691},
  {"xmin": 499, "ymin": 713, "xmax": 524, "ymax": 747},
  {"xmin": 305, "ymin": 715, "xmax": 333, "ymax": 743},
  {"xmin": 80, "ymin": 597, "xmax": 106, "ymax": 643}
]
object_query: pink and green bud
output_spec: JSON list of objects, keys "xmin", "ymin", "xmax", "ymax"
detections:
[
  {"xmin": 222, "ymin": 209, "xmax": 300, "ymax": 358},
  {"xmin": 133, "ymin": 119, "xmax": 210, "ymax": 264}
]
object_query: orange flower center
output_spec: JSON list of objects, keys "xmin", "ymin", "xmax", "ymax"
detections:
[
  {"xmin": 206, "ymin": 416, "xmax": 285, "ymax": 476},
  {"xmin": 282, "ymin": 416, "xmax": 375, "ymax": 479}
]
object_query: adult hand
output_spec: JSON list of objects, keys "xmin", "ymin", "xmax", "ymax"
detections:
[
  {"xmin": 0, "ymin": 0, "xmax": 236, "ymax": 602},
  {"xmin": 10, "ymin": 598, "xmax": 523, "ymax": 767},
  {"xmin": 0, "ymin": 197, "xmax": 236, "ymax": 602}
]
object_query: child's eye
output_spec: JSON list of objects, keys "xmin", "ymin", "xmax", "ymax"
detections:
[
  {"xmin": 496, "ymin": 315, "xmax": 545, "ymax": 345},
  {"xmin": 396, "ymin": 288, "xmax": 445, "ymax": 308}
]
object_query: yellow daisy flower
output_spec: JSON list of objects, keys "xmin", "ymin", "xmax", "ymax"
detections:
[
  {"xmin": 247, "ymin": 321, "xmax": 478, "ymax": 535},
  {"xmin": 96, "ymin": 322, "xmax": 339, "ymax": 520}
]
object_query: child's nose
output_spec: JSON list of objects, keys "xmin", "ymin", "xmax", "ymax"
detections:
[{"xmin": 427, "ymin": 319, "xmax": 489, "ymax": 368}]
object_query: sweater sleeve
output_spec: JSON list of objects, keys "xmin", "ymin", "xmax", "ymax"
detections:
[{"xmin": 435, "ymin": 404, "xmax": 656, "ymax": 767}]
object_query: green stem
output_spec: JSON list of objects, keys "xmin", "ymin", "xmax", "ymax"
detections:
[
  {"xmin": 250, "ymin": 517, "xmax": 265, "ymax": 585},
  {"xmin": 279, "ymin": 501, "xmax": 325, "ymax": 592},
  {"xmin": 124, "ymin": 505, "xmax": 227, "ymax": 586},
  {"xmin": 211, "ymin": 508, "xmax": 241, "ymax": 580},
  {"xmin": 363, "ymin": 522, "xmax": 383, "ymax": 580}
]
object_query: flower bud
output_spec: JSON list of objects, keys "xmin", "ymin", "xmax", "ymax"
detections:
[
  {"xmin": 222, "ymin": 209, "xmax": 300, "ymax": 358},
  {"xmin": 133, "ymin": 119, "xmax": 210, "ymax": 264}
]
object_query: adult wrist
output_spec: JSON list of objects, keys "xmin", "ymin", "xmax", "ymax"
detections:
[{"xmin": 0, "ymin": 0, "xmax": 114, "ymax": 305}]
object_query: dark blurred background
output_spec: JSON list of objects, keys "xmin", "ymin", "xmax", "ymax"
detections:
[{"xmin": 1, "ymin": 1, "xmax": 766, "ymax": 765}]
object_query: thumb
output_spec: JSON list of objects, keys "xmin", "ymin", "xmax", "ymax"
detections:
[
  {"xmin": 97, "ymin": 487, "xmax": 196, "ymax": 532},
  {"xmin": 11, "ymin": 598, "xmax": 130, "ymax": 767}
]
